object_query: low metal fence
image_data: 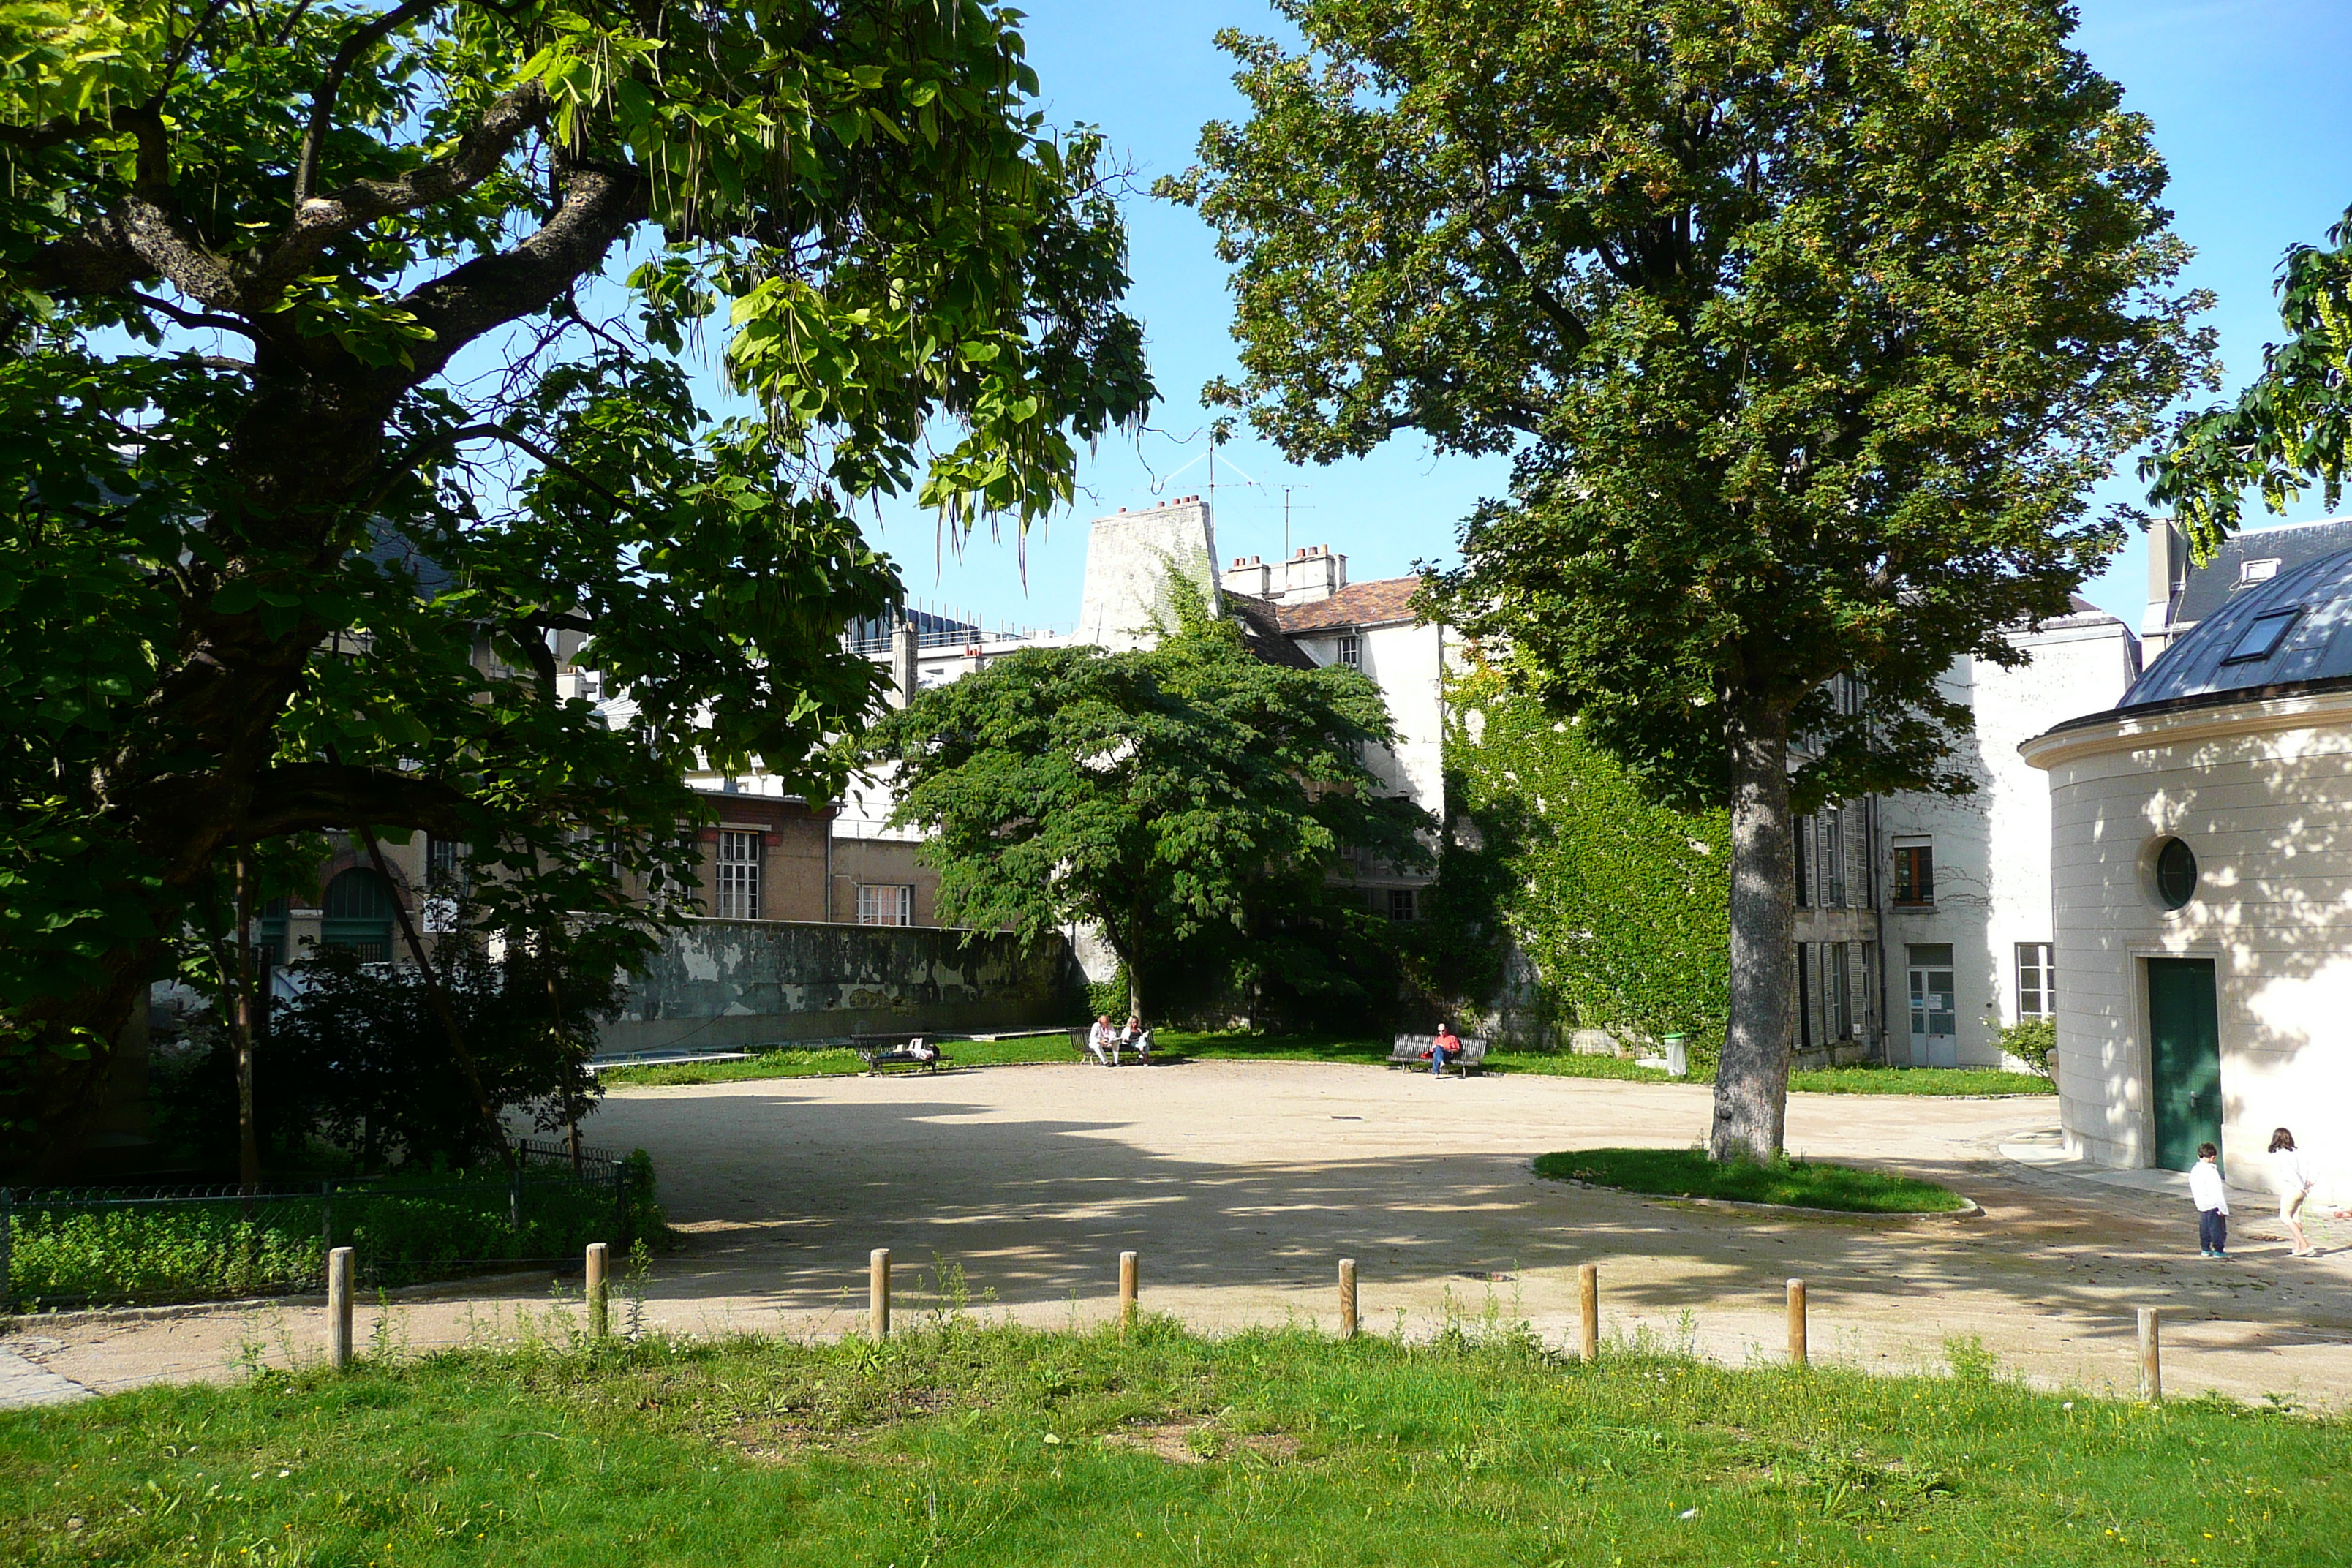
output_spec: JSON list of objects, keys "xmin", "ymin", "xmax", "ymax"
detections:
[{"xmin": 0, "ymin": 1141, "xmax": 650, "ymax": 1311}]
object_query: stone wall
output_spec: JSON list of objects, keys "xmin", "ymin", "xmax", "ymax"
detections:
[{"xmin": 599, "ymin": 919, "xmax": 1074, "ymax": 1057}]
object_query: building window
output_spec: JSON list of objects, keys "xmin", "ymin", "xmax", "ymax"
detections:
[
  {"xmin": 321, "ymin": 868, "xmax": 396, "ymax": 962},
  {"xmin": 1796, "ymin": 942, "xmax": 1813, "ymax": 1048},
  {"xmin": 857, "ymin": 883, "xmax": 913, "ymax": 927},
  {"xmin": 2154, "ymin": 837, "xmax": 2198, "ymax": 910},
  {"xmin": 1794, "ymin": 816, "xmax": 1812, "ymax": 908},
  {"xmin": 426, "ymin": 834, "xmax": 464, "ymax": 891},
  {"xmin": 1823, "ymin": 806, "xmax": 1846, "ymax": 908},
  {"xmin": 1387, "ymin": 888, "xmax": 1417, "ymax": 922},
  {"xmin": 715, "ymin": 830, "xmax": 761, "ymax": 920},
  {"xmin": 2016, "ymin": 942, "xmax": 2055, "ymax": 1019},
  {"xmin": 1830, "ymin": 941, "xmax": 1853, "ymax": 1041},
  {"xmin": 1336, "ymin": 634, "xmax": 1361, "ymax": 669},
  {"xmin": 1892, "ymin": 843, "xmax": 1934, "ymax": 906}
]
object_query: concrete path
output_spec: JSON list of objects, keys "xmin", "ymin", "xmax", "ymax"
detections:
[{"xmin": 10, "ymin": 1062, "xmax": 2352, "ymax": 1409}]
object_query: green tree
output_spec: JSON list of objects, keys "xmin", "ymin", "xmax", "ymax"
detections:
[
  {"xmin": 0, "ymin": 0, "xmax": 1150, "ymax": 1164},
  {"xmin": 1161, "ymin": 0, "xmax": 2209, "ymax": 1161},
  {"xmin": 2146, "ymin": 204, "xmax": 2352, "ymax": 557},
  {"xmin": 862, "ymin": 584, "xmax": 1431, "ymax": 1022}
]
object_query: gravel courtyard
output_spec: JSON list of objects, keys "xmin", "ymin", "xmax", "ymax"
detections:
[{"xmin": 16, "ymin": 1061, "xmax": 2352, "ymax": 1406}]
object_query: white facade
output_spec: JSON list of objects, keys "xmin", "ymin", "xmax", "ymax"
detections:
[
  {"xmin": 1075, "ymin": 495, "xmax": 1222, "ymax": 649},
  {"xmin": 1879, "ymin": 608, "xmax": 2141, "ymax": 1066},
  {"xmin": 2024, "ymin": 688, "xmax": 2352, "ymax": 1201}
]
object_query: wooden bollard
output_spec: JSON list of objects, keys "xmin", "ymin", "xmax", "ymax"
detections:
[
  {"xmin": 869, "ymin": 1248, "xmax": 891, "ymax": 1341},
  {"xmin": 2138, "ymin": 1307, "xmax": 2162, "ymax": 1403},
  {"xmin": 1119, "ymin": 1250, "xmax": 1139, "ymax": 1330},
  {"xmin": 326, "ymin": 1247, "xmax": 354, "ymax": 1370},
  {"xmin": 585, "ymin": 1242, "xmax": 609, "ymax": 1339},
  {"xmin": 1578, "ymin": 1264, "xmax": 1599, "ymax": 1361},
  {"xmin": 1338, "ymin": 1258, "xmax": 1359, "ymax": 1339},
  {"xmin": 1787, "ymin": 1278, "xmax": 1808, "ymax": 1367}
]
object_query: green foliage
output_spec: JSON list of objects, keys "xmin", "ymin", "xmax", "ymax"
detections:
[
  {"xmin": 1534, "ymin": 1147, "xmax": 1969, "ymax": 1214},
  {"xmin": 2146, "ymin": 204, "xmax": 2352, "ymax": 558},
  {"xmin": 10, "ymin": 1322, "xmax": 2348, "ymax": 1566},
  {"xmin": 1168, "ymin": 0, "xmax": 2210, "ymax": 810},
  {"xmin": 7, "ymin": 1158, "xmax": 665, "ymax": 1308},
  {"xmin": 1788, "ymin": 1064, "xmax": 2051, "ymax": 1097},
  {"xmin": 863, "ymin": 578, "xmax": 1431, "ymax": 1022},
  {"xmin": 0, "ymin": 0, "xmax": 1151, "ymax": 1157},
  {"xmin": 1995, "ymin": 1018, "xmax": 2058, "ymax": 1079},
  {"xmin": 1436, "ymin": 667, "xmax": 1730, "ymax": 1060},
  {"xmin": 1084, "ymin": 970, "xmax": 1131, "ymax": 1023}
]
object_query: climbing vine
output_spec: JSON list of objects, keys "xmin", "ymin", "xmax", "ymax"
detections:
[{"xmin": 1435, "ymin": 668, "xmax": 1731, "ymax": 1060}]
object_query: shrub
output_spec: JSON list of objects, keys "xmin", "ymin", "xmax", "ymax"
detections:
[{"xmin": 1997, "ymin": 1017, "xmax": 2057, "ymax": 1077}]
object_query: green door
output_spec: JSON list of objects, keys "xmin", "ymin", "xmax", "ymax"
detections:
[{"xmin": 2146, "ymin": 958, "xmax": 2221, "ymax": 1171}]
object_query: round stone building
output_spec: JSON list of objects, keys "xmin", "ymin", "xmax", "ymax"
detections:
[{"xmin": 2023, "ymin": 546, "xmax": 2352, "ymax": 1197}]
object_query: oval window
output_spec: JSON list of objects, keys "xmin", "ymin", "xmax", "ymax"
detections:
[{"xmin": 2155, "ymin": 837, "xmax": 2198, "ymax": 910}]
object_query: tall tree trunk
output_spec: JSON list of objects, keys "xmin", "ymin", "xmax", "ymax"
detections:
[
  {"xmin": 233, "ymin": 851, "xmax": 261, "ymax": 1192},
  {"xmin": 1710, "ymin": 696, "xmax": 1796, "ymax": 1164}
]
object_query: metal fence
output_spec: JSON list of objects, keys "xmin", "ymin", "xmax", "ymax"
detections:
[{"xmin": 1, "ymin": 1141, "xmax": 648, "ymax": 1311}]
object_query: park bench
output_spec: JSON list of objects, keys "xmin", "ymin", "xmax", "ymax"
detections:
[
  {"xmin": 1069, "ymin": 1025, "xmax": 1152, "ymax": 1065},
  {"xmin": 1388, "ymin": 1033, "xmax": 1490, "ymax": 1077},
  {"xmin": 853, "ymin": 1033, "xmax": 950, "ymax": 1075}
]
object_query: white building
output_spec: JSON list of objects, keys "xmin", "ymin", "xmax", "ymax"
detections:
[
  {"xmin": 2024, "ymin": 519, "xmax": 2352, "ymax": 1195},
  {"xmin": 1873, "ymin": 603, "xmax": 2141, "ymax": 1066}
]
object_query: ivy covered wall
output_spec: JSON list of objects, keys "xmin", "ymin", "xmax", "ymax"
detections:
[{"xmin": 1432, "ymin": 668, "xmax": 1732, "ymax": 1060}]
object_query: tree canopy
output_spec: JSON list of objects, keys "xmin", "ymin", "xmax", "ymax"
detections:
[
  {"xmin": 2146, "ymin": 203, "xmax": 2352, "ymax": 558},
  {"xmin": 860, "ymin": 585, "xmax": 1431, "ymax": 1023},
  {"xmin": 1164, "ymin": 0, "xmax": 2212, "ymax": 1159},
  {"xmin": 0, "ymin": 0, "xmax": 1150, "ymax": 1166}
]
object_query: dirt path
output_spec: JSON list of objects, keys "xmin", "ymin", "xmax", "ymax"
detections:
[{"xmin": 15, "ymin": 1062, "xmax": 2352, "ymax": 1407}]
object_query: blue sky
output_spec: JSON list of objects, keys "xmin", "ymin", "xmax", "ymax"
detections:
[{"xmin": 864, "ymin": 0, "xmax": 2352, "ymax": 638}]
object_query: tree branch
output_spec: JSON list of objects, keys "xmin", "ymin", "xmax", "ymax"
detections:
[
  {"xmin": 236, "ymin": 761, "xmax": 480, "ymax": 841},
  {"xmin": 260, "ymin": 80, "xmax": 550, "ymax": 293},
  {"xmin": 294, "ymin": 0, "xmax": 442, "ymax": 205},
  {"xmin": 395, "ymin": 162, "xmax": 649, "ymax": 385},
  {"xmin": 129, "ymin": 289, "xmax": 255, "ymax": 336}
]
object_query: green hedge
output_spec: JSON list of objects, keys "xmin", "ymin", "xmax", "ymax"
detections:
[
  {"xmin": 7, "ymin": 1153, "xmax": 664, "ymax": 1308},
  {"xmin": 1432, "ymin": 668, "xmax": 1730, "ymax": 1063}
]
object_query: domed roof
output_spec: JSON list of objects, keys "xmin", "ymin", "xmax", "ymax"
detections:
[{"xmin": 2122, "ymin": 542, "xmax": 2352, "ymax": 709}]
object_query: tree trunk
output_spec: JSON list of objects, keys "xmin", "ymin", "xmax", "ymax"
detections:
[
  {"xmin": 233, "ymin": 851, "xmax": 261, "ymax": 1193},
  {"xmin": 1710, "ymin": 696, "xmax": 1797, "ymax": 1165}
]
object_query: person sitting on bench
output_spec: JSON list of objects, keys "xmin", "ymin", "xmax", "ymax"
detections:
[
  {"xmin": 1426, "ymin": 1022, "xmax": 1463, "ymax": 1078},
  {"xmin": 1123, "ymin": 1014, "xmax": 1153, "ymax": 1064},
  {"xmin": 1086, "ymin": 1014, "xmax": 1117, "ymax": 1066}
]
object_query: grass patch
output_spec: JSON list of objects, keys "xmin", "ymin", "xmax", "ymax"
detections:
[
  {"xmin": 7, "ymin": 1160, "xmax": 665, "ymax": 1309},
  {"xmin": 4, "ymin": 1319, "xmax": 2339, "ymax": 1567},
  {"xmin": 1787, "ymin": 1064, "xmax": 2051, "ymax": 1096},
  {"xmin": 1534, "ymin": 1147, "xmax": 1970, "ymax": 1214},
  {"xmin": 600, "ymin": 1035, "xmax": 2048, "ymax": 1098}
]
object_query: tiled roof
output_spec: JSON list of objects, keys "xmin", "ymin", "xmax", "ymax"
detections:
[
  {"xmin": 1273, "ymin": 576, "xmax": 1427, "ymax": 633},
  {"xmin": 1222, "ymin": 591, "xmax": 1319, "ymax": 669}
]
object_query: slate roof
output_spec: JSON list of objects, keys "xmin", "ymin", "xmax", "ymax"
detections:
[
  {"xmin": 1223, "ymin": 591, "xmax": 1319, "ymax": 670},
  {"xmin": 2171, "ymin": 516, "xmax": 2352, "ymax": 628},
  {"xmin": 2124, "ymin": 542, "xmax": 2352, "ymax": 709},
  {"xmin": 1273, "ymin": 576, "xmax": 1427, "ymax": 634}
]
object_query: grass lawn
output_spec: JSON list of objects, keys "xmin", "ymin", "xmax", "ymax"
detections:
[
  {"xmin": 1535, "ymin": 1147, "xmax": 1972, "ymax": 1214},
  {"xmin": 7, "ymin": 1321, "xmax": 2341, "ymax": 1567},
  {"xmin": 604, "ymin": 1033, "xmax": 2051, "ymax": 1098},
  {"xmin": 1786, "ymin": 1064, "xmax": 2052, "ymax": 1097}
]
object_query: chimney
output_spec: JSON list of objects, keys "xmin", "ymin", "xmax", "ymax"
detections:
[
  {"xmin": 1277, "ymin": 543, "xmax": 1346, "ymax": 603},
  {"xmin": 1221, "ymin": 551, "xmax": 1273, "ymax": 599}
]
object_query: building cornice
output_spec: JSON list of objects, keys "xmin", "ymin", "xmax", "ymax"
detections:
[{"xmin": 2019, "ymin": 678, "xmax": 2352, "ymax": 770}]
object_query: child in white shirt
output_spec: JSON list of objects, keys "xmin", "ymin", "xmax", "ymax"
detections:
[
  {"xmin": 2190, "ymin": 1142, "xmax": 2229, "ymax": 1259},
  {"xmin": 2269, "ymin": 1128, "xmax": 2316, "ymax": 1256}
]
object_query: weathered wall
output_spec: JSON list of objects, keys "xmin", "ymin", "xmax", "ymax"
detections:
[{"xmin": 600, "ymin": 919, "xmax": 1072, "ymax": 1057}]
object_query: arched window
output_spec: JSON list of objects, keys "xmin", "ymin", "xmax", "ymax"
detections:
[{"xmin": 322, "ymin": 868, "xmax": 397, "ymax": 962}]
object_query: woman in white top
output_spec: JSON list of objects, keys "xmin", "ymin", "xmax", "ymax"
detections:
[{"xmin": 2269, "ymin": 1128, "xmax": 2317, "ymax": 1257}]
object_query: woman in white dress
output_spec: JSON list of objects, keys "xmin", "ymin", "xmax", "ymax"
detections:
[{"xmin": 2269, "ymin": 1128, "xmax": 2317, "ymax": 1257}]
